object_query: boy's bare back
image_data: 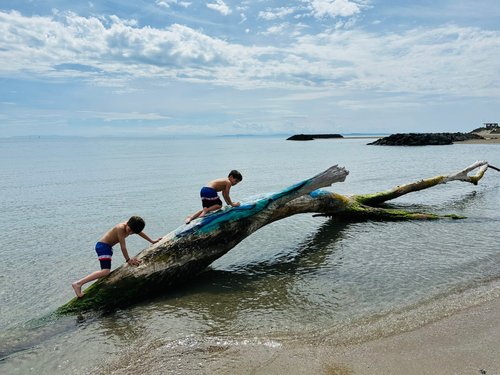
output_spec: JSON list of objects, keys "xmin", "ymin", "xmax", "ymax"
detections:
[
  {"xmin": 99, "ymin": 223, "xmax": 129, "ymax": 246},
  {"xmin": 206, "ymin": 178, "xmax": 231, "ymax": 192}
]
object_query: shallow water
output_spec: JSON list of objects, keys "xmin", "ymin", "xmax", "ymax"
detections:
[{"xmin": 0, "ymin": 136, "xmax": 499, "ymax": 374}]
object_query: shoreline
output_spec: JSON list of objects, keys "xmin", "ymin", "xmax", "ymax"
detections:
[
  {"xmin": 318, "ymin": 134, "xmax": 500, "ymax": 144},
  {"xmin": 454, "ymin": 137, "xmax": 500, "ymax": 144},
  {"xmin": 346, "ymin": 129, "xmax": 500, "ymax": 144},
  {"xmin": 233, "ymin": 296, "xmax": 500, "ymax": 374},
  {"xmin": 327, "ymin": 296, "xmax": 500, "ymax": 374}
]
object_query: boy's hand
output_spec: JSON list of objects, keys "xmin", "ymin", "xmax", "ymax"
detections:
[
  {"xmin": 127, "ymin": 257, "xmax": 142, "ymax": 266},
  {"xmin": 232, "ymin": 202, "xmax": 241, "ymax": 207},
  {"xmin": 151, "ymin": 237, "xmax": 162, "ymax": 244}
]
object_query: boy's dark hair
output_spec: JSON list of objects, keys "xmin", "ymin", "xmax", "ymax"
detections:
[
  {"xmin": 228, "ymin": 170, "xmax": 242, "ymax": 181},
  {"xmin": 127, "ymin": 216, "xmax": 145, "ymax": 234}
]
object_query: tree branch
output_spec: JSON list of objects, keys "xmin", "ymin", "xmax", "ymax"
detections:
[{"xmin": 354, "ymin": 161, "xmax": 495, "ymax": 206}]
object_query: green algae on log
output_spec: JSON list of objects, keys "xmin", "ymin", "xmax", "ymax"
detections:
[{"xmin": 58, "ymin": 161, "xmax": 497, "ymax": 314}]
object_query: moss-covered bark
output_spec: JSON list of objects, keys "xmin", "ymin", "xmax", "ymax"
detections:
[{"xmin": 354, "ymin": 175, "xmax": 447, "ymax": 206}]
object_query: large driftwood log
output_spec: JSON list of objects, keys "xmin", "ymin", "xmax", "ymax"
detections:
[
  {"xmin": 59, "ymin": 165, "xmax": 349, "ymax": 314},
  {"xmin": 59, "ymin": 161, "xmax": 497, "ymax": 314}
]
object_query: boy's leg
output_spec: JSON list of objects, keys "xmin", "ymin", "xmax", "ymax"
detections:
[
  {"xmin": 200, "ymin": 204, "xmax": 222, "ymax": 217},
  {"xmin": 185, "ymin": 209, "xmax": 203, "ymax": 224},
  {"xmin": 72, "ymin": 269, "xmax": 110, "ymax": 297},
  {"xmin": 72, "ymin": 243, "xmax": 113, "ymax": 298}
]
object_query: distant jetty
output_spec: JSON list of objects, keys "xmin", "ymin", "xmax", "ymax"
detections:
[
  {"xmin": 287, "ymin": 134, "xmax": 343, "ymax": 141},
  {"xmin": 367, "ymin": 132, "xmax": 483, "ymax": 146}
]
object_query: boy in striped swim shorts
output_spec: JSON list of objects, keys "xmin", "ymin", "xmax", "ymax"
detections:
[
  {"xmin": 185, "ymin": 170, "xmax": 242, "ymax": 224},
  {"xmin": 71, "ymin": 216, "xmax": 162, "ymax": 298}
]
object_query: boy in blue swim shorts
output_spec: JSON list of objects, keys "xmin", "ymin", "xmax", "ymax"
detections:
[
  {"xmin": 72, "ymin": 216, "xmax": 162, "ymax": 298},
  {"xmin": 185, "ymin": 170, "xmax": 242, "ymax": 224}
]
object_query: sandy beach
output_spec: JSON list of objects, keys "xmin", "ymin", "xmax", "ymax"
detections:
[
  {"xmin": 234, "ymin": 296, "xmax": 500, "ymax": 375},
  {"xmin": 326, "ymin": 297, "xmax": 500, "ymax": 374},
  {"xmin": 454, "ymin": 131, "xmax": 500, "ymax": 144},
  {"xmin": 104, "ymin": 294, "xmax": 500, "ymax": 375}
]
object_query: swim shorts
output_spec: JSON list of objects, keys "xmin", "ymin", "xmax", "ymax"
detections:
[
  {"xmin": 95, "ymin": 242, "xmax": 113, "ymax": 270},
  {"xmin": 200, "ymin": 186, "xmax": 223, "ymax": 208}
]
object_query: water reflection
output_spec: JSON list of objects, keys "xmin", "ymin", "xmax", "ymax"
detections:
[
  {"xmin": 0, "ymin": 314, "xmax": 76, "ymax": 361},
  {"xmin": 112, "ymin": 220, "xmax": 353, "ymax": 337}
]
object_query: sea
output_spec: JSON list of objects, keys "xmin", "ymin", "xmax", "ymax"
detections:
[{"xmin": 0, "ymin": 136, "xmax": 499, "ymax": 374}]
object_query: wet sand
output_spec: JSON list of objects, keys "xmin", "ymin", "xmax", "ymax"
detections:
[
  {"xmin": 241, "ymin": 297, "xmax": 500, "ymax": 374},
  {"xmin": 325, "ymin": 296, "xmax": 500, "ymax": 374},
  {"xmin": 105, "ymin": 296, "xmax": 500, "ymax": 374}
]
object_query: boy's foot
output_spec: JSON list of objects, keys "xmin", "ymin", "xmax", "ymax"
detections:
[
  {"xmin": 72, "ymin": 282, "xmax": 84, "ymax": 298},
  {"xmin": 184, "ymin": 216, "xmax": 192, "ymax": 224}
]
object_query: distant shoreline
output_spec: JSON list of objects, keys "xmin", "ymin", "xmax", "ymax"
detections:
[
  {"xmin": 454, "ymin": 133, "xmax": 500, "ymax": 144},
  {"xmin": 343, "ymin": 135, "xmax": 382, "ymax": 139},
  {"xmin": 287, "ymin": 126, "xmax": 500, "ymax": 145},
  {"xmin": 291, "ymin": 134, "xmax": 500, "ymax": 144}
]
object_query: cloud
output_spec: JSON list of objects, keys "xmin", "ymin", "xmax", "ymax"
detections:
[
  {"xmin": 155, "ymin": 0, "xmax": 177, "ymax": 8},
  {"xmin": 206, "ymin": 0, "xmax": 232, "ymax": 16},
  {"xmin": 0, "ymin": 11, "xmax": 240, "ymax": 73},
  {"xmin": 307, "ymin": 0, "xmax": 362, "ymax": 18},
  {"xmin": 261, "ymin": 24, "xmax": 288, "ymax": 35},
  {"xmin": 258, "ymin": 7, "xmax": 295, "ymax": 21},
  {"xmin": 0, "ymin": 10, "xmax": 499, "ymax": 99},
  {"xmin": 156, "ymin": 0, "xmax": 191, "ymax": 9}
]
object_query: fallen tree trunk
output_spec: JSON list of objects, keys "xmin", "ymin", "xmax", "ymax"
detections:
[
  {"xmin": 58, "ymin": 165, "xmax": 349, "ymax": 314},
  {"xmin": 58, "ymin": 161, "xmax": 497, "ymax": 314}
]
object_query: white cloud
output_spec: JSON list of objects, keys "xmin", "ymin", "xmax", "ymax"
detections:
[
  {"xmin": 0, "ymin": 10, "xmax": 499, "ymax": 99},
  {"xmin": 206, "ymin": 0, "xmax": 232, "ymax": 16},
  {"xmin": 156, "ymin": 0, "xmax": 191, "ymax": 8},
  {"xmin": 155, "ymin": 0, "xmax": 177, "ymax": 8},
  {"xmin": 258, "ymin": 7, "xmax": 295, "ymax": 21},
  {"xmin": 261, "ymin": 24, "xmax": 287, "ymax": 35},
  {"xmin": 308, "ymin": 0, "xmax": 362, "ymax": 18}
]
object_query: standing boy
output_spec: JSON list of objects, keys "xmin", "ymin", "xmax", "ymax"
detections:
[
  {"xmin": 185, "ymin": 170, "xmax": 242, "ymax": 224},
  {"xmin": 71, "ymin": 216, "xmax": 161, "ymax": 298}
]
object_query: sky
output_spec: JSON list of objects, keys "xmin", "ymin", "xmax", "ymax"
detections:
[{"xmin": 0, "ymin": 0, "xmax": 499, "ymax": 137}]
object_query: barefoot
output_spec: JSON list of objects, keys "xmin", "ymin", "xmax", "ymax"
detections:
[
  {"xmin": 185, "ymin": 216, "xmax": 192, "ymax": 224},
  {"xmin": 72, "ymin": 282, "xmax": 84, "ymax": 298}
]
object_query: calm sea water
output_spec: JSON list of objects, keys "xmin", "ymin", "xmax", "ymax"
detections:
[{"xmin": 0, "ymin": 136, "xmax": 499, "ymax": 374}]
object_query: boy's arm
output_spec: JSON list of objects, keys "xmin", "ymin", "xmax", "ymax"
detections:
[
  {"xmin": 117, "ymin": 226, "xmax": 141, "ymax": 266},
  {"xmin": 138, "ymin": 231, "xmax": 162, "ymax": 244},
  {"xmin": 222, "ymin": 182, "xmax": 240, "ymax": 207}
]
